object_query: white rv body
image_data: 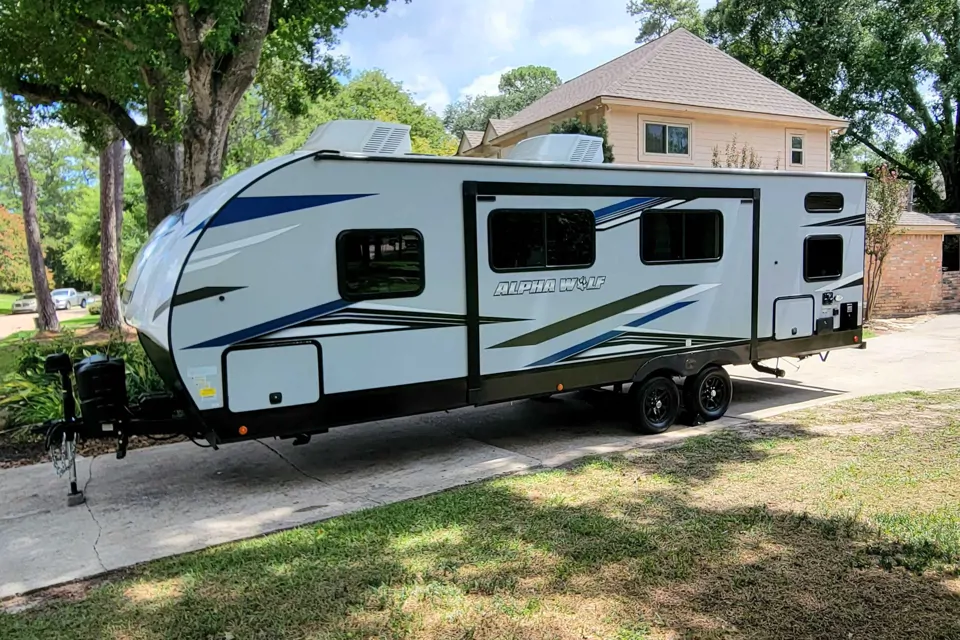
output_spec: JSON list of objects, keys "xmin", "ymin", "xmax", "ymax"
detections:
[{"xmin": 123, "ymin": 122, "xmax": 866, "ymax": 443}]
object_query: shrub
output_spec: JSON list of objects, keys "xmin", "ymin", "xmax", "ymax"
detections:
[
  {"xmin": 87, "ymin": 299, "xmax": 102, "ymax": 315},
  {"xmin": 0, "ymin": 331, "xmax": 166, "ymax": 438}
]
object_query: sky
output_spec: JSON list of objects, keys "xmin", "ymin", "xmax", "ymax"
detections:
[{"xmin": 335, "ymin": 0, "xmax": 717, "ymax": 116}]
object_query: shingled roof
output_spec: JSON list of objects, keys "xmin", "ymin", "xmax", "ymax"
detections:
[{"xmin": 495, "ymin": 28, "xmax": 846, "ymax": 140}]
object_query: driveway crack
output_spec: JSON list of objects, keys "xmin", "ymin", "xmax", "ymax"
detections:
[
  {"xmin": 255, "ymin": 440, "xmax": 383, "ymax": 506},
  {"xmin": 81, "ymin": 455, "xmax": 106, "ymax": 573}
]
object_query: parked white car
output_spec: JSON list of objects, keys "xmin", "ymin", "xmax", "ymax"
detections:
[{"xmin": 11, "ymin": 293, "xmax": 37, "ymax": 314}]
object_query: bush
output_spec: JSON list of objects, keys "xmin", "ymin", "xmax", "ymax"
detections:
[
  {"xmin": 87, "ymin": 299, "xmax": 102, "ymax": 315},
  {"xmin": 0, "ymin": 331, "xmax": 166, "ymax": 438}
]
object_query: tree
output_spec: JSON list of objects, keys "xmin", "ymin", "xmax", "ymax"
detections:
[
  {"xmin": 628, "ymin": 0, "xmax": 706, "ymax": 43},
  {"xmin": 98, "ymin": 139, "xmax": 122, "ymax": 329},
  {"xmin": 443, "ymin": 66, "xmax": 562, "ymax": 137},
  {"xmin": 0, "ymin": 206, "xmax": 33, "ymax": 293},
  {"xmin": 551, "ymin": 116, "xmax": 615, "ymax": 163},
  {"xmin": 225, "ymin": 70, "xmax": 457, "ymax": 175},
  {"xmin": 62, "ymin": 166, "xmax": 148, "ymax": 288},
  {"xmin": 4, "ymin": 99, "xmax": 58, "ymax": 331},
  {"xmin": 0, "ymin": 0, "xmax": 408, "ymax": 231},
  {"xmin": 865, "ymin": 164, "xmax": 909, "ymax": 320},
  {"xmin": 705, "ymin": 0, "xmax": 960, "ymax": 213},
  {"xmin": 0, "ymin": 123, "xmax": 98, "ymax": 286}
]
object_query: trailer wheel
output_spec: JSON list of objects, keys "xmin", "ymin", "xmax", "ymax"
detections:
[
  {"xmin": 683, "ymin": 365, "xmax": 732, "ymax": 422},
  {"xmin": 629, "ymin": 375, "xmax": 680, "ymax": 434}
]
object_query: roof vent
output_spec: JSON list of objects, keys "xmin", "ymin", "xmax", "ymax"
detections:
[
  {"xmin": 300, "ymin": 120, "xmax": 412, "ymax": 155},
  {"xmin": 508, "ymin": 134, "xmax": 604, "ymax": 164}
]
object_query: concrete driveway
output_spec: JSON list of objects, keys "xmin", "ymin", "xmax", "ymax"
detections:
[
  {"xmin": 3, "ymin": 314, "xmax": 959, "ymax": 600},
  {"xmin": 0, "ymin": 309, "xmax": 90, "ymax": 340}
]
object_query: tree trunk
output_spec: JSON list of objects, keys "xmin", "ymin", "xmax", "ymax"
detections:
[
  {"xmin": 99, "ymin": 140, "xmax": 122, "ymax": 330},
  {"xmin": 114, "ymin": 138, "xmax": 124, "ymax": 262},
  {"xmin": 130, "ymin": 139, "xmax": 181, "ymax": 231},
  {"xmin": 5, "ymin": 109, "xmax": 59, "ymax": 332}
]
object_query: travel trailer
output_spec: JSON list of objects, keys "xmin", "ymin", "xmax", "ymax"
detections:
[{"xmin": 37, "ymin": 120, "xmax": 866, "ymax": 503}]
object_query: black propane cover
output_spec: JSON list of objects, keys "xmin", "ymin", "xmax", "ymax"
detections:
[{"xmin": 74, "ymin": 354, "xmax": 128, "ymax": 425}]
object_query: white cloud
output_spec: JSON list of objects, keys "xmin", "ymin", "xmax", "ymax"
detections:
[
  {"xmin": 406, "ymin": 75, "xmax": 452, "ymax": 115},
  {"xmin": 479, "ymin": 0, "xmax": 532, "ymax": 51},
  {"xmin": 458, "ymin": 67, "xmax": 514, "ymax": 99},
  {"xmin": 538, "ymin": 24, "xmax": 636, "ymax": 56}
]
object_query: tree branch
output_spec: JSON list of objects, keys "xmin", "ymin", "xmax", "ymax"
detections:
[
  {"xmin": 219, "ymin": 0, "xmax": 272, "ymax": 108},
  {"xmin": 846, "ymin": 129, "xmax": 916, "ymax": 176},
  {"xmin": 76, "ymin": 16, "xmax": 137, "ymax": 52},
  {"xmin": 172, "ymin": 3, "xmax": 202, "ymax": 65},
  {"xmin": 9, "ymin": 79, "xmax": 143, "ymax": 144}
]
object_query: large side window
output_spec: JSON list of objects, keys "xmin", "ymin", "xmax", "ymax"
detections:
[
  {"xmin": 804, "ymin": 235, "xmax": 843, "ymax": 281},
  {"xmin": 640, "ymin": 210, "xmax": 723, "ymax": 263},
  {"xmin": 337, "ymin": 229, "xmax": 424, "ymax": 300},
  {"xmin": 489, "ymin": 209, "xmax": 595, "ymax": 271}
]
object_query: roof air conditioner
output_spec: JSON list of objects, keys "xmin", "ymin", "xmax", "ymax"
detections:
[
  {"xmin": 300, "ymin": 120, "xmax": 412, "ymax": 155},
  {"xmin": 507, "ymin": 134, "xmax": 604, "ymax": 164}
]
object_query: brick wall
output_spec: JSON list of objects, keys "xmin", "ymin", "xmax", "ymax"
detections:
[
  {"xmin": 942, "ymin": 270, "xmax": 960, "ymax": 312},
  {"xmin": 867, "ymin": 233, "xmax": 945, "ymax": 318}
]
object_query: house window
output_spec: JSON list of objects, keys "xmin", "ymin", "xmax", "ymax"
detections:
[
  {"xmin": 645, "ymin": 122, "xmax": 689, "ymax": 155},
  {"xmin": 789, "ymin": 133, "xmax": 805, "ymax": 166},
  {"xmin": 803, "ymin": 235, "xmax": 843, "ymax": 281},
  {"xmin": 489, "ymin": 209, "xmax": 595, "ymax": 271},
  {"xmin": 641, "ymin": 210, "xmax": 723, "ymax": 263},
  {"xmin": 337, "ymin": 229, "xmax": 424, "ymax": 300},
  {"xmin": 943, "ymin": 235, "xmax": 960, "ymax": 272}
]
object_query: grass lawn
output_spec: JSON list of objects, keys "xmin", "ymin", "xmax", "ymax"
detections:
[
  {"xmin": 0, "ymin": 293, "xmax": 18, "ymax": 315},
  {"xmin": 3, "ymin": 391, "xmax": 960, "ymax": 639}
]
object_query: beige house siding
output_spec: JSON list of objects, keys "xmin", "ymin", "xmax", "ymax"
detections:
[{"xmin": 605, "ymin": 105, "xmax": 831, "ymax": 171}]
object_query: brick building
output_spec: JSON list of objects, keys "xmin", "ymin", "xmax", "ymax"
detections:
[{"xmin": 868, "ymin": 211, "xmax": 960, "ymax": 318}]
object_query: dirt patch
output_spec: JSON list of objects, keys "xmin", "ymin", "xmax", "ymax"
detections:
[
  {"xmin": 0, "ymin": 435, "xmax": 187, "ymax": 470},
  {"xmin": 866, "ymin": 314, "xmax": 936, "ymax": 335}
]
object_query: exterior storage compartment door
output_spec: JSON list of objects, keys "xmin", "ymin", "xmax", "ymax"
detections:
[
  {"xmin": 224, "ymin": 342, "xmax": 321, "ymax": 413},
  {"xmin": 773, "ymin": 296, "xmax": 814, "ymax": 340}
]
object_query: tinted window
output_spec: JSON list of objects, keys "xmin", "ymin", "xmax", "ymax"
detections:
[
  {"xmin": 489, "ymin": 209, "xmax": 594, "ymax": 271},
  {"xmin": 805, "ymin": 192, "xmax": 844, "ymax": 213},
  {"xmin": 337, "ymin": 229, "xmax": 424, "ymax": 300},
  {"xmin": 641, "ymin": 210, "xmax": 722, "ymax": 263},
  {"xmin": 645, "ymin": 123, "xmax": 689, "ymax": 155},
  {"xmin": 943, "ymin": 235, "xmax": 960, "ymax": 272},
  {"xmin": 804, "ymin": 236, "xmax": 843, "ymax": 281}
]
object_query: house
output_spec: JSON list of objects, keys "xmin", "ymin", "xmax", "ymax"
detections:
[
  {"xmin": 458, "ymin": 28, "xmax": 848, "ymax": 171},
  {"xmin": 867, "ymin": 211, "xmax": 960, "ymax": 318}
]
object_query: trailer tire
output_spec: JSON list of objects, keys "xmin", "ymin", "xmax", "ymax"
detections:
[
  {"xmin": 629, "ymin": 375, "xmax": 680, "ymax": 434},
  {"xmin": 683, "ymin": 365, "xmax": 732, "ymax": 422}
]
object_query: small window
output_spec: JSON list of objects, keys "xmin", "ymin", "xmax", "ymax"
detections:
[
  {"xmin": 641, "ymin": 210, "xmax": 723, "ymax": 263},
  {"xmin": 790, "ymin": 134, "xmax": 805, "ymax": 166},
  {"xmin": 489, "ymin": 209, "xmax": 594, "ymax": 271},
  {"xmin": 805, "ymin": 192, "xmax": 844, "ymax": 213},
  {"xmin": 337, "ymin": 229, "xmax": 424, "ymax": 300},
  {"xmin": 804, "ymin": 235, "xmax": 843, "ymax": 281},
  {"xmin": 943, "ymin": 235, "xmax": 960, "ymax": 272},
  {"xmin": 645, "ymin": 122, "xmax": 689, "ymax": 155}
]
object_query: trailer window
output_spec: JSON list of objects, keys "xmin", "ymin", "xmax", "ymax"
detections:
[
  {"xmin": 805, "ymin": 192, "xmax": 844, "ymax": 213},
  {"xmin": 640, "ymin": 210, "xmax": 722, "ymax": 263},
  {"xmin": 804, "ymin": 235, "xmax": 843, "ymax": 281},
  {"xmin": 489, "ymin": 209, "xmax": 594, "ymax": 271},
  {"xmin": 337, "ymin": 229, "xmax": 424, "ymax": 300}
]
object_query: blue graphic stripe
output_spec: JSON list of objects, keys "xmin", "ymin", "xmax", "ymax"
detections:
[
  {"xmin": 527, "ymin": 300, "xmax": 697, "ymax": 368},
  {"xmin": 593, "ymin": 197, "xmax": 656, "ymax": 223},
  {"xmin": 185, "ymin": 299, "xmax": 352, "ymax": 349},
  {"xmin": 188, "ymin": 194, "xmax": 376, "ymax": 234}
]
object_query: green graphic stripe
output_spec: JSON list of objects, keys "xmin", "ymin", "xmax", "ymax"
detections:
[{"xmin": 490, "ymin": 285, "xmax": 693, "ymax": 349}]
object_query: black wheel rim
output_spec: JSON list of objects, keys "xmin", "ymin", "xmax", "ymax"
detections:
[
  {"xmin": 643, "ymin": 382, "xmax": 673, "ymax": 427},
  {"xmin": 700, "ymin": 374, "xmax": 727, "ymax": 413}
]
